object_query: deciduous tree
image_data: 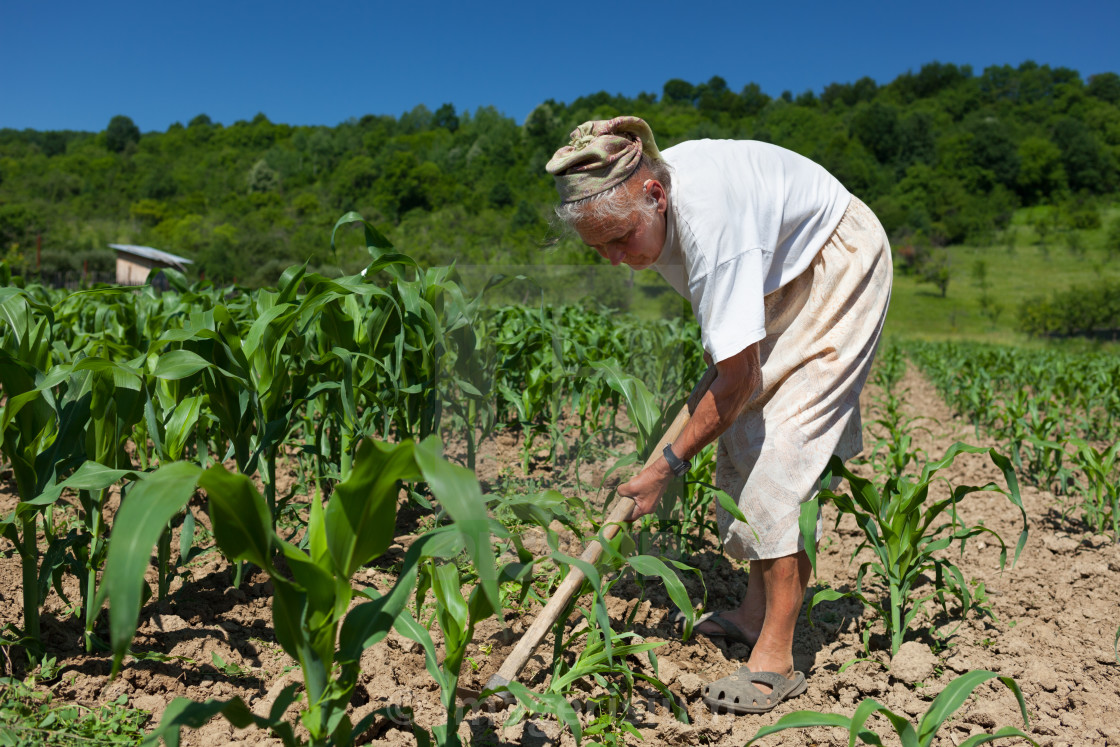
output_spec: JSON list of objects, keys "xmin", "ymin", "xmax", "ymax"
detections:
[{"xmin": 106, "ymin": 115, "xmax": 140, "ymax": 153}]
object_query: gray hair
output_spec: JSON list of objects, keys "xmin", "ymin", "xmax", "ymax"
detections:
[{"xmin": 553, "ymin": 156, "xmax": 672, "ymax": 229}]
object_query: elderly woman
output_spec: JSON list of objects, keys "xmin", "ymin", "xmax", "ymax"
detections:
[{"xmin": 546, "ymin": 117, "xmax": 892, "ymax": 714}]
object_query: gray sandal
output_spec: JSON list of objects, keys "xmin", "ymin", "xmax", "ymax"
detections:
[{"xmin": 702, "ymin": 667, "xmax": 807, "ymax": 714}]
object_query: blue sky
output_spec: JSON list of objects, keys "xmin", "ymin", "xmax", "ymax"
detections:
[{"xmin": 3, "ymin": 0, "xmax": 1118, "ymax": 133}]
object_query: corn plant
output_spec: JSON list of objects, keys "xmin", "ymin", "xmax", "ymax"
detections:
[
  {"xmin": 136, "ymin": 387, "xmax": 208, "ymax": 600},
  {"xmin": 670, "ymin": 443, "xmax": 721, "ymax": 554},
  {"xmin": 907, "ymin": 340, "xmax": 1120, "ymax": 450},
  {"xmin": 158, "ymin": 268, "xmax": 314, "ymax": 525},
  {"xmin": 746, "ymin": 669, "xmax": 1037, "ymax": 747},
  {"xmin": 1023, "ymin": 420, "xmax": 1074, "ymax": 496},
  {"xmin": 443, "ymin": 318, "xmax": 495, "ymax": 472},
  {"xmin": 873, "ymin": 343, "xmax": 907, "ymax": 390},
  {"xmin": 500, "ymin": 533, "xmax": 692, "ymax": 745},
  {"xmin": 530, "ymin": 624, "xmax": 676, "ymax": 746},
  {"xmin": 39, "ymin": 461, "xmax": 148, "ymax": 653},
  {"xmin": 865, "ymin": 348, "xmax": 930, "ymax": 482},
  {"xmin": 988, "ymin": 388, "xmax": 1031, "ymax": 471},
  {"xmin": 100, "ymin": 436, "xmax": 497, "ymax": 747},
  {"xmin": 278, "ymin": 218, "xmax": 485, "ymax": 497},
  {"xmin": 62, "ymin": 357, "xmax": 146, "ymax": 651},
  {"xmin": 395, "ymin": 552, "xmax": 523, "ymax": 747},
  {"xmin": 387, "ymin": 467, "xmax": 550, "ymax": 747},
  {"xmin": 494, "ymin": 306, "xmax": 568, "ymax": 472},
  {"xmin": 1065, "ymin": 438, "xmax": 1120, "ymax": 541},
  {"xmin": 211, "ymin": 268, "xmax": 323, "ymax": 520},
  {"xmin": 1, "ymin": 284, "xmax": 183, "ymax": 659},
  {"xmin": 958, "ymin": 370, "xmax": 998, "ymax": 438},
  {"xmin": 867, "ymin": 397, "xmax": 931, "ymax": 485},
  {"xmin": 802, "ymin": 444, "xmax": 1028, "ymax": 657},
  {"xmin": 334, "ymin": 214, "xmax": 480, "ymax": 445},
  {"xmin": 425, "ymin": 275, "xmax": 527, "ymax": 475},
  {"xmin": 0, "ymin": 288, "xmax": 90, "ymax": 662},
  {"xmin": 392, "ymin": 486, "xmax": 670, "ymax": 747}
]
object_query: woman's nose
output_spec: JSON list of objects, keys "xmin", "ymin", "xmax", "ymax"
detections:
[{"xmin": 606, "ymin": 247, "xmax": 625, "ymax": 266}]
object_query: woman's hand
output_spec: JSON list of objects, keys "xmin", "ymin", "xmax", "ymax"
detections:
[
  {"xmin": 619, "ymin": 459, "xmax": 675, "ymax": 522},
  {"xmin": 620, "ymin": 344, "xmax": 758, "ymax": 524}
]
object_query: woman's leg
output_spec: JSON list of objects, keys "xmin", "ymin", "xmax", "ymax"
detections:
[
  {"xmin": 744, "ymin": 550, "xmax": 812, "ymax": 681},
  {"xmin": 696, "ymin": 559, "xmax": 764, "ymax": 641},
  {"xmin": 696, "ymin": 549, "xmax": 811, "ymax": 689}
]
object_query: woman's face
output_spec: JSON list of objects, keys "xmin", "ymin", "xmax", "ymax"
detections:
[{"xmin": 575, "ymin": 179, "xmax": 667, "ymax": 270}]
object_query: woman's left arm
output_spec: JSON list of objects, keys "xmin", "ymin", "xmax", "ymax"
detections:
[{"xmin": 621, "ymin": 343, "xmax": 761, "ymax": 521}]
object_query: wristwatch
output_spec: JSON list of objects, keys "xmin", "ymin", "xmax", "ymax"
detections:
[{"xmin": 662, "ymin": 443, "xmax": 691, "ymax": 476}]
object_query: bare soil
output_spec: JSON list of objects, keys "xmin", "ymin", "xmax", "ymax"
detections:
[{"xmin": 2, "ymin": 366, "xmax": 1118, "ymax": 746}]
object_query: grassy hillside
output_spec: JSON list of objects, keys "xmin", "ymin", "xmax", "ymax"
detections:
[{"xmin": 885, "ymin": 203, "xmax": 1120, "ymax": 344}]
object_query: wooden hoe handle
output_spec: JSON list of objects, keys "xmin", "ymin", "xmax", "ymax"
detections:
[{"xmin": 484, "ymin": 366, "xmax": 718, "ymax": 702}]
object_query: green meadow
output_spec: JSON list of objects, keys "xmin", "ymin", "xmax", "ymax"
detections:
[{"xmin": 883, "ymin": 203, "xmax": 1120, "ymax": 345}]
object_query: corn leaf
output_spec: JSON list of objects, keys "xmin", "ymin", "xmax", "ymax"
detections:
[{"xmin": 98, "ymin": 462, "xmax": 201, "ymax": 675}]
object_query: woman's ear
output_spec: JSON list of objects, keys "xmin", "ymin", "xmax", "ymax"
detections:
[{"xmin": 644, "ymin": 179, "xmax": 668, "ymax": 213}]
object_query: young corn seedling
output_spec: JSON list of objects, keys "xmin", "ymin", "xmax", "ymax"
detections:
[
  {"xmin": 500, "ymin": 528, "xmax": 693, "ymax": 745},
  {"xmin": 1024, "ymin": 420, "xmax": 1074, "ymax": 496},
  {"xmin": 1065, "ymin": 438, "xmax": 1120, "ymax": 541},
  {"xmin": 395, "ymin": 552, "xmax": 518, "ymax": 747},
  {"xmin": 867, "ymin": 410, "xmax": 931, "ymax": 485},
  {"xmin": 871, "ymin": 343, "xmax": 907, "ymax": 391},
  {"xmin": 100, "ymin": 436, "xmax": 497, "ymax": 747},
  {"xmin": 745, "ymin": 669, "xmax": 1037, "ymax": 747},
  {"xmin": 990, "ymin": 388, "xmax": 1031, "ymax": 471},
  {"xmin": 802, "ymin": 444, "xmax": 1028, "ymax": 657},
  {"xmin": 959, "ymin": 370, "xmax": 998, "ymax": 439},
  {"xmin": 670, "ymin": 444, "xmax": 721, "ymax": 555},
  {"xmin": 367, "ymin": 446, "xmax": 576, "ymax": 746},
  {"xmin": 395, "ymin": 482, "xmax": 604, "ymax": 746},
  {"xmin": 534, "ymin": 620, "xmax": 675, "ymax": 746},
  {"xmin": 865, "ymin": 351, "xmax": 931, "ymax": 482},
  {"xmin": 137, "ymin": 390, "xmax": 208, "ymax": 600}
]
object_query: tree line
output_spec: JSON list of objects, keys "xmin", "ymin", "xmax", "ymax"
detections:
[{"xmin": 1, "ymin": 61, "xmax": 1118, "ymax": 287}]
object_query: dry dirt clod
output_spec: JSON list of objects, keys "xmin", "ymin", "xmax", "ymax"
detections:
[
  {"xmin": 99, "ymin": 681, "xmax": 129, "ymax": 703},
  {"xmin": 149, "ymin": 613, "xmax": 190, "ymax": 632},
  {"xmin": 655, "ymin": 658, "xmax": 681, "ymax": 686},
  {"xmin": 676, "ymin": 673, "xmax": 704, "ymax": 698},
  {"xmin": 890, "ymin": 640, "xmax": 938, "ymax": 683}
]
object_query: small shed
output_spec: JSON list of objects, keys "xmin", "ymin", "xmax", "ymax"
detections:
[{"xmin": 110, "ymin": 244, "xmax": 192, "ymax": 288}]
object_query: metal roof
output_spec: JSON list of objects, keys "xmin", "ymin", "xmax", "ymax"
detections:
[{"xmin": 109, "ymin": 244, "xmax": 193, "ymax": 269}]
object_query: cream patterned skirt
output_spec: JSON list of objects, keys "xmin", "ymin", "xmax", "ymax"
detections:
[{"xmin": 714, "ymin": 196, "xmax": 892, "ymax": 561}]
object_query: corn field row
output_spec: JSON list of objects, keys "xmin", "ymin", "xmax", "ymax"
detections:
[
  {"xmin": 0, "ymin": 219, "xmax": 1053, "ymax": 745},
  {"xmin": 906, "ymin": 340, "xmax": 1120, "ymax": 541}
]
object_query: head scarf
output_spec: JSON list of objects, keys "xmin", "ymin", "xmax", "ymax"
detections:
[{"xmin": 545, "ymin": 116, "xmax": 662, "ymax": 203}]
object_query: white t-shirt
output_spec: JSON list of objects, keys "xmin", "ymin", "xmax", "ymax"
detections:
[{"xmin": 652, "ymin": 139, "xmax": 851, "ymax": 363}]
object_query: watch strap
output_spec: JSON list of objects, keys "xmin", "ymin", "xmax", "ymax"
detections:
[{"xmin": 662, "ymin": 443, "xmax": 691, "ymax": 476}]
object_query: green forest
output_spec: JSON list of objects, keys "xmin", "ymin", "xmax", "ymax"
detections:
[{"xmin": 1, "ymin": 60, "xmax": 1118, "ymax": 289}]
